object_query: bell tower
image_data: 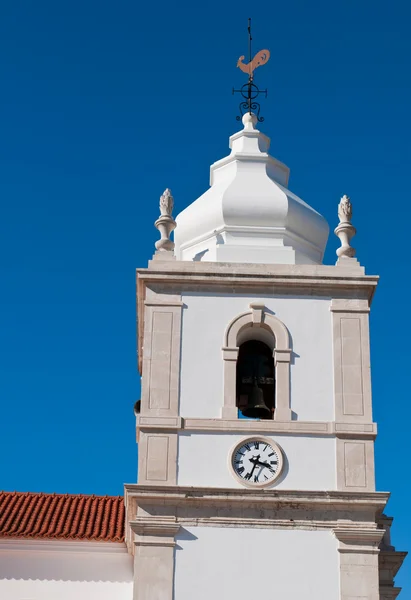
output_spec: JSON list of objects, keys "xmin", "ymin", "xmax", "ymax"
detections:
[{"xmin": 124, "ymin": 112, "xmax": 406, "ymax": 600}]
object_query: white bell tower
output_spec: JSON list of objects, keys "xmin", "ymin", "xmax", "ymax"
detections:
[{"xmin": 125, "ymin": 114, "xmax": 406, "ymax": 600}]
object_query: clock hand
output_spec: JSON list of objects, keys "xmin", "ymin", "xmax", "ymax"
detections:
[
  {"xmin": 257, "ymin": 460, "xmax": 271, "ymax": 468},
  {"xmin": 252, "ymin": 459, "xmax": 275, "ymax": 470},
  {"xmin": 248, "ymin": 454, "xmax": 260, "ymax": 479}
]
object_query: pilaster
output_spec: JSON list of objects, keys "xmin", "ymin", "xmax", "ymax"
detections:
[
  {"xmin": 130, "ymin": 517, "xmax": 180, "ymax": 600},
  {"xmin": 331, "ymin": 298, "xmax": 373, "ymax": 423},
  {"xmin": 334, "ymin": 527, "xmax": 384, "ymax": 600}
]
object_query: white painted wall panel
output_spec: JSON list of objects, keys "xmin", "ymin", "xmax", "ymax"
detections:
[
  {"xmin": 174, "ymin": 527, "xmax": 340, "ymax": 600},
  {"xmin": 0, "ymin": 542, "xmax": 133, "ymax": 600},
  {"xmin": 180, "ymin": 293, "xmax": 334, "ymax": 421},
  {"xmin": 177, "ymin": 432, "xmax": 337, "ymax": 490}
]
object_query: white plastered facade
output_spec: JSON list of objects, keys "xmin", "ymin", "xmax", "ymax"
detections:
[{"xmin": 126, "ymin": 257, "xmax": 405, "ymax": 600}]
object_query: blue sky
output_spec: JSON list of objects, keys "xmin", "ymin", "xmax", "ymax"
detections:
[{"xmin": 0, "ymin": 0, "xmax": 410, "ymax": 591}]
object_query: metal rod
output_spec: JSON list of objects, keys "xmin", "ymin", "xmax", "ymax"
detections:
[{"xmin": 248, "ymin": 18, "xmax": 252, "ymax": 66}]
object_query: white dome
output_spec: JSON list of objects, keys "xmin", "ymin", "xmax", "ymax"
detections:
[{"xmin": 175, "ymin": 113, "xmax": 329, "ymax": 265}]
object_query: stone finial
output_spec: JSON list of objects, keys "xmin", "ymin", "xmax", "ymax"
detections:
[
  {"xmin": 334, "ymin": 195, "xmax": 356, "ymax": 260},
  {"xmin": 154, "ymin": 189, "xmax": 176, "ymax": 255},
  {"xmin": 159, "ymin": 188, "xmax": 174, "ymax": 217},
  {"xmin": 338, "ymin": 194, "xmax": 352, "ymax": 222}
]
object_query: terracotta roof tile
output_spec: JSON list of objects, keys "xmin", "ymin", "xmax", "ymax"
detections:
[{"xmin": 0, "ymin": 491, "xmax": 125, "ymax": 542}]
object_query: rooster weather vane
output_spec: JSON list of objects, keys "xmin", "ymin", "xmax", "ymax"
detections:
[{"xmin": 233, "ymin": 18, "xmax": 270, "ymax": 122}]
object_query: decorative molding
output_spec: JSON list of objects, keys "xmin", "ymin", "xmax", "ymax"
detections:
[
  {"xmin": 379, "ymin": 550, "xmax": 408, "ymax": 579},
  {"xmin": 330, "ymin": 298, "xmax": 370, "ymax": 313},
  {"xmin": 138, "ymin": 416, "xmax": 183, "ymax": 431},
  {"xmin": 144, "ymin": 300, "xmax": 184, "ymax": 307},
  {"xmin": 249, "ymin": 302, "xmax": 265, "ymax": 325},
  {"xmin": 334, "ymin": 527, "xmax": 384, "ymax": 552},
  {"xmin": 379, "ymin": 589, "xmax": 402, "ymax": 600},
  {"xmin": 379, "ymin": 548, "xmax": 407, "ymax": 600},
  {"xmin": 130, "ymin": 518, "xmax": 180, "ymax": 545},
  {"xmin": 136, "ymin": 416, "xmax": 377, "ymax": 438},
  {"xmin": 125, "ymin": 484, "xmax": 389, "ymax": 512}
]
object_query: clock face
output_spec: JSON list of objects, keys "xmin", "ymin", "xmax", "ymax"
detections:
[{"xmin": 231, "ymin": 438, "xmax": 283, "ymax": 487}]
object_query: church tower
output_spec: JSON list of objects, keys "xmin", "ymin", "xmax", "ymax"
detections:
[{"xmin": 124, "ymin": 110, "xmax": 406, "ymax": 599}]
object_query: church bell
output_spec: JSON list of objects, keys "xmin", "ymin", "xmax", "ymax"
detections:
[{"xmin": 241, "ymin": 377, "xmax": 272, "ymax": 419}]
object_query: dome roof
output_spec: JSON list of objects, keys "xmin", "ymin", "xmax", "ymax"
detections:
[{"xmin": 174, "ymin": 113, "xmax": 329, "ymax": 265}]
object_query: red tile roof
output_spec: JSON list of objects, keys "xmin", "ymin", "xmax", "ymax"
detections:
[{"xmin": 0, "ymin": 491, "xmax": 125, "ymax": 542}]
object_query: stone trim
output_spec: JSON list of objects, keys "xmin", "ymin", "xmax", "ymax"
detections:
[
  {"xmin": 137, "ymin": 431, "xmax": 177, "ymax": 486},
  {"xmin": 334, "ymin": 527, "xmax": 384, "ymax": 553},
  {"xmin": 334, "ymin": 527, "xmax": 385, "ymax": 600},
  {"xmin": 222, "ymin": 305, "xmax": 292, "ymax": 420},
  {"xmin": 144, "ymin": 300, "xmax": 184, "ymax": 307},
  {"xmin": 136, "ymin": 416, "xmax": 377, "ymax": 438},
  {"xmin": 379, "ymin": 549, "xmax": 407, "ymax": 599},
  {"xmin": 124, "ymin": 486, "xmax": 389, "ymax": 562},
  {"xmin": 125, "ymin": 484, "xmax": 389, "ymax": 511},
  {"xmin": 330, "ymin": 298, "xmax": 371, "ymax": 313},
  {"xmin": 140, "ymin": 290, "xmax": 182, "ymax": 418},
  {"xmin": 332, "ymin": 306, "xmax": 373, "ymax": 424},
  {"xmin": 137, "ymin": 416, "xmax": 183, "ymax": 434},
  {"xmin": 379, "ymin": 589, "xmax": 402, "ymax": 600},
  {"xmin": 337, "ymin": 438, "xmax": 376, "ymax": 492},
  {"xmin": 130, "ymin": 517, "xmax": 180, "ymax": 600},
  {"xmin": 130, "ymin": 517, "xmax": 180, "ymax": 545},
  {"xmin": 140, "ymin": 259, "xmax": 377, "ymax": 283}
]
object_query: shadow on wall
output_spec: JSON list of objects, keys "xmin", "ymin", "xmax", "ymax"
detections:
[
  {"xmin": 0, "ymin": 545, "xmax": 133, "ymax": 582},
  {"xmin": 175, "ymin": 527, "xmax": 198, "ymax": 550}
]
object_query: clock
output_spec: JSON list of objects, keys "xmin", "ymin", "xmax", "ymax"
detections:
[{"xmin": 230, "ymin": 437, "xmax": 284, "ymax": 488}]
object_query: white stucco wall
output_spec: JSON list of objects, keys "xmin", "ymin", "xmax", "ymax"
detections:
[
  {"xmin": 174, "ymin": 526, "xmax": 340, "ymax": 600},
  {"xmin": 177, "ymin": 432, "xmax": 336, "ymax": 490},
  {"xmin": 180, "ymin": 293, "xmax": 334, "ymax": 422},
  {"xmin": 0, "ymin": 540, "xmax": 133, "ymax": 600}
]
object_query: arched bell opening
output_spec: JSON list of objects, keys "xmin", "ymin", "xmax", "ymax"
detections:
[{"xmin": 236, "ymin": 340, "xmax": 275, "ymax": 420}]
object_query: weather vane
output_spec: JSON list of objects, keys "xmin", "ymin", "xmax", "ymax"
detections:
[{"xmin": 232, "ymin": 18, "xmax": 270, "ymax": 122}]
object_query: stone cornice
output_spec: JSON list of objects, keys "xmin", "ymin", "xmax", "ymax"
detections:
[
  {"xmin": 125, "ymin": 484, "xmax": 389, "ymax": 512},
  {"xmin": 136, "ymin": 416, "xmax": 377, "ymax": 439},
  {"xmin": 379, "ymin": 550, "xmax": 408, "ymax": 578},
  {"xmin": 130, "ymin": 517, "xmax": 180, "ymax": 548},
  {"xmin": 137, "ymin": 262, "xmax": 378, "ymax": 299},
  {"xmin": 140, "ymin": 260, "xmax": 375, "ymax": 279},
  {"xmin": 334, "ymin": 527, "xmax": 385, "ymax": 544},
  {"xmin": 334, "ymin": 527, "xmax": 385, "ymax": 554}
]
